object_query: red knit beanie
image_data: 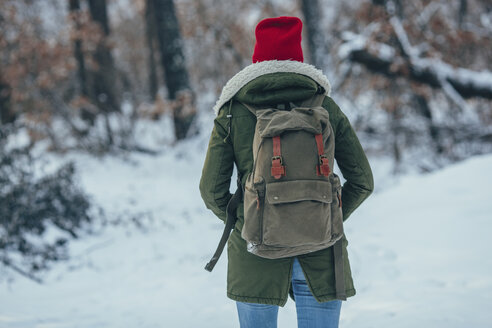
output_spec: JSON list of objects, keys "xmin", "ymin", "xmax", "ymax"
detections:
[{"xmin": 252, "ymin": 16, "xmax": 304, "ymax": 63}]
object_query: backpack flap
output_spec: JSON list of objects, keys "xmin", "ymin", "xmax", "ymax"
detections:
[
  {"xmin": 266, "ymin": 180, "xmax": 332, "ymax": 204},
  {"xmin": 256, "ymin": 107, "xmax": 329, "ymax": 138}
]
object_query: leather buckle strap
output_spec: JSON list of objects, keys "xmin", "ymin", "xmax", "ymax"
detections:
[
  {"xmin": 316, "ymin": 155, "xmax": 331, "ymax": 177},
  {"xmin": 315, "ymin": 134, "xmax": 331, "ymax": 177},
  {"xmin": 271, "ymin": 158, "xmax": 286, "ymax": 179},
  {"xmin": 271, "ymin": 136, "xmax": 286, "ymax": 179}
]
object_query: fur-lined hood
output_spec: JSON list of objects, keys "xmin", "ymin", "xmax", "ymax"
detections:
[{"xmin": 213, "ymin": 60, "xmax": 332, "ymax": 115}]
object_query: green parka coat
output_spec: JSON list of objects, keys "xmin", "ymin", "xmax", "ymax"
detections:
[{"xmin": 200, "ymin": 60, "xmax": 374, "ymax": 306}]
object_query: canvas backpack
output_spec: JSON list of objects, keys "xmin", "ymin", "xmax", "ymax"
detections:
[
  {"xmin": 205, "ymin": 92, "xmax": 346, "ymax": 300},
  {"xmin": 240, "ymin": 93, "xmax": 344, "ymax": 260}
]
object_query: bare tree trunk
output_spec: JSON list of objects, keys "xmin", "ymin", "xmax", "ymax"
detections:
[
  {"xmin": 0, "ymin": 11, "xmax": 14, "ymax": 124},
  {"xmin": 69, "ymin": 0, "xmax": 96, "ymax": 126},
  {"xmin": 458, "ymin": 0, "xmax": 467, "ymax": 29},
  {"xmin": 392, "ymin": 0, "xmax": 403, "ymax": 18},
  {"xmin": 413, "ymin": 93, "xmax": 443, "ymax": 154},
  {"xmin": 372, "ymin": 0, "xmax": 403, "ymax": 18},
  {"xmin": 145, "ymin": 0, "xmax": 159, "ymax": 101},
  {"xmin": 87, "ymin": 0, "xmax": 119, "ymax": 113},
  {"xmin": 152, "ymin": 0, "xmax": 196, "ymax": 140},
  {"xmin": 300, "ymin": 0, "xmax": 327, "ymax": 69},
  {"xmin": 87, "ymin": 0, "xmax": 110, "ymax": 35},
  {"xmin": 69, "ymin": 0, "xmax": 89, "ymax": 97},
  {"xmin": 0, "ymin": 77, "xmax": 14, "ymax": 124}
]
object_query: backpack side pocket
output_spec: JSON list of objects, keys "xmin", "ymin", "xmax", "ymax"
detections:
[
  {"xmin": 330, "ymin": 174, "xmax": 344, "ymax": 239},
  {"xmin": 241, "ymin": 175, "xmax": 265, "ymax": 245}
]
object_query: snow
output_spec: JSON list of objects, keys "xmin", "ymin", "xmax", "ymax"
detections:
[
  {"xmin": 1, "ymin": 116, "xmax": 492, "ymax": 328},
  {"xmin": 343, "ymin": 154, "xmax": 492, "ymax": 327}
]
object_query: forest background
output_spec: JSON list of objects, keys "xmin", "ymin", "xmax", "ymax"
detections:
[{"xmin": 0, "ymin": 0, "xmax": 491, "ymax": 326}]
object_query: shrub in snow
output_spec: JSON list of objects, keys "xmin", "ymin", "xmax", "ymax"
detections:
[{"xmin": 0, "ymin": 125, "xmax": 94, "ymax": 283}]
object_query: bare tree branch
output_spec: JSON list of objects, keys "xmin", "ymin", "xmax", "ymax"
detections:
[{"xmin": 340, "ymin": 32, "xmax": 492, "ymax": 100}]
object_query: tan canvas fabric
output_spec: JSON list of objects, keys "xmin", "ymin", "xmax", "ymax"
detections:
[{"xmin": 241, "ymin": 95, "xmax": 344, "ymax": 259}]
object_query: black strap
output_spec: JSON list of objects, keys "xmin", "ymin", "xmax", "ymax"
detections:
[
  {"xmin": 204, "ymin": 178, "xmax": 243, "ymax": 272},
  {"xmin": 333, "ymin": 238, "xmax": 347, "ymax": 300},
  {"xmin": 240, "ymin": 87, "xmax": 325, "ymax": 115}
]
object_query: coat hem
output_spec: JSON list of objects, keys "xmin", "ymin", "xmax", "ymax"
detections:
[
  {"xmin": 227, "ymin": 288, "xmax": 356, "ymax": 306},
  {"xmin": 227, "ymin": 292, "xmax": 288, "ymax": 307},
  {"xmin": 314, "ymin": 288, "xmax": 357, "ymax": 302}
]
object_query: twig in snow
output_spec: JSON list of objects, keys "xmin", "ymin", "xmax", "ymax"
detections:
[{"xmin": 1, "ymin": 256, "xmax": 43, "ymax": 284}]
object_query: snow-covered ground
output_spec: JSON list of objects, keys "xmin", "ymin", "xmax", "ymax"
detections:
[{"xmin": 1, "ymin": 116, "xmax": 491, "ymax": 328}]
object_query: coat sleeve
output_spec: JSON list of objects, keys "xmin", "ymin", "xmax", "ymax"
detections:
[
  {"xmin": 199, "ymin": 111, "xmax": 235, "ymax": 222},
  {"xmin": 328, "ymin": 98, "xmax": 374, "ymax": 222}
]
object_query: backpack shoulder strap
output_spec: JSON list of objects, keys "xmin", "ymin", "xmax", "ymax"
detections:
[
  {"xmin": 204, "ymin": 176, "xmax": 243, "ymax": 272},
  {"xmin": 239, "ymin": 102, "xmax": 258, "ymax": 116},
  {"xmin": 300, "ymin": 93, "xmax": 326, "ymax": 108}
]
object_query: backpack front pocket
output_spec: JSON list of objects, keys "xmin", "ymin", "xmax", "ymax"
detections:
[{"xmin": 262, "ymin": 180, "xmax": 333, "ymax": 247}]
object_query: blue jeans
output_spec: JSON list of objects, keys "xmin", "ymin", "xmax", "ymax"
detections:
[{"xmin": 236, "ymin": 258, "xmax": 342, "ymax": 328}]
